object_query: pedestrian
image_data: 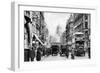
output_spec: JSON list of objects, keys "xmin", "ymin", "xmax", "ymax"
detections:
[
  {"xmin": 36, "ymin": 47, "xmax": 41, "ymax": 61},
  {"xmin": 24, "ymin": 28, "xmax": 30, "ymax": 62},
  {"xmin": 88, "ymin": 47, "xmax": 91, "ymax": 59},
  {"xmin": 71, "ymin": 47, "xmax": 75, "ymax": 59},
  {"xmin": 66, "ymin": 50, "xmax": 69, "ymax": 58},
  {"xmin": 29, "ymin": 47, "xmax": 35, "ymax": 61}
]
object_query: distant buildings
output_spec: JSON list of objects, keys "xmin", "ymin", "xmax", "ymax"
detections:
[{"xmin": 60, "ymin": 31, "xmax": 66, "ymax": 44}]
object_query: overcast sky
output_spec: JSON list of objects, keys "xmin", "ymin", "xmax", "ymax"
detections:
[{"xmin": 44, "ymin": 12, "xmax": 71, "ymax": 37}]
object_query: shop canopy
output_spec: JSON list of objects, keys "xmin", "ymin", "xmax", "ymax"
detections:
[
  {"xmin": 32, "ymin": 33, "xmax": 44, "ymax": 46},
  {"xmin": 73, "ymin": 32, "xmax": 84, "ymax": 35}
]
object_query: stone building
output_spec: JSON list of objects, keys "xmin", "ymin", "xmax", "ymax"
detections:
[
  {"xmin": 73, "ymin": 13, "xmax": 90, "ymax": 49},
  {"xmin": 24, "ymin": 11, "xmax": 48, "ymax": 48},
  {"xmin": 66, "ymin": 14, "xmax": 74, "ymax": 45},
  {"xmin": 66, "ymin": 13, "xmax": 90, "ymax": 49}
]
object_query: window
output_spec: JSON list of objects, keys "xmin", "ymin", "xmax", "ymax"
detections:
[
  {"xmin": 85, "ymin": 15, "xmax": 88, "ymax": 20},
  {"xmin": 85, "ymin": 22, "xmax": 88, "ymax": 29}
]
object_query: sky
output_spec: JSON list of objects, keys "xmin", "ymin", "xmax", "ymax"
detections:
[{"xmin": 44, "ymin": 12, "xmax": 71, "ymax": 42}]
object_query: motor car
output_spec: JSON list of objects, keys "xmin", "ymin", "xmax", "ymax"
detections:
[
  {"xmin": 51, "ymin": 45, "xmax": 59, "ymax": 56},
  {"xmin": 75, "ymin": 48, "xmax": 85, "ymax": 56},
  {"xmin": 60, "ymin": 45, "xmax": 69, "ymax": 58},
  {"xmin": 45, "ymin": 48, "xmax": 52, "ymax": 56},
  {"xmin": 73, "ymin": 32, "xmax": 85, "ymax": 56}
]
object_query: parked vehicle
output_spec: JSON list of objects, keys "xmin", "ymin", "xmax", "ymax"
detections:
[
  {"xmin": 60, "ymin": 45, "xmax": 69, "ymax": 58},
  {"xmin": 51, "ymin": 45, "xmax": 59, "ymax": 56},
  {"xmin": 74, "ymin": 40, "xmax": 85, "ymax": 56},
  {"xmin": 46, "ymin": 48, "xmax": 52, "ymax": 56},
  {"xmin": 72, "ymin": 32, "xmax": 85, "ymax": 56}
]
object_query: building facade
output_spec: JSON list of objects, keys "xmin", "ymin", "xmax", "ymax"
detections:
[
  {"xmin": 24, "ymin": 11, "xmax": 48, "ymax": 49},
  {"xmin": 66, "ymin": 14, "xmax": 74, "ymax": 46},
  {"xmin": 60, "ymin": 31, "xmax": 67, "ymax": 44},
  {"xmin": 66, "ymin": 13, "xmax": 90, "ymax": 49}
]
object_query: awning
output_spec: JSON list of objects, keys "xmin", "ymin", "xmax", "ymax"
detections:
[
  {"xmin": 32, "ymin": 33, "xmax": 44, "ymax": 46},
  {"xmin": 73, "ymin": 32, "xmax": 84, "ymax": 35}
]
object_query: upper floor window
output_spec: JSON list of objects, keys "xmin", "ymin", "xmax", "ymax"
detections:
[
  {"xmin": 85, "ymin": 22, "xmax": 88, "ymax": 29},
  {"xmin": 85, "ymin": 15, "xmax": 88, "ymax": 20}
]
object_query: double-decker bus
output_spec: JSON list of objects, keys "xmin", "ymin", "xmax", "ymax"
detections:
[{"xmin": 72, "ymin": 32, "xmax": 85, "ymax": 56}]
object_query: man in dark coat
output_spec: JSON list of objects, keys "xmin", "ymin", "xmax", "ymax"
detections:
[
  {"xmin": 88, "ymin": 47, "xmax": 91, "ymax": 59},
  {"xmin": 36, "ymin": 47, "xmax": 41, "ymax": 61},
  {"xmin": 30, "ymin": 47, "xmax": 35, "ymax": 61},
  {"xmin": 71, "ymin": 47, "xmax": 75, "ymax": 59}
]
